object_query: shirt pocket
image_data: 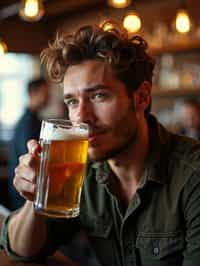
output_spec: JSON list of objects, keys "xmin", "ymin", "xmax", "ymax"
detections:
[{"xmin": 136, "ymin": 230, "xmax": 185, "ymax": 266}]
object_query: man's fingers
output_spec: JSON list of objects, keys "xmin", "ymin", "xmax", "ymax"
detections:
[
  {"xmin": 13, "ymin": 139, "xmax": 41, "ymax": 202},
  {"xmin": 18, "ymin": 153, "xmax": 39, "ymax": 169},
  {"xmin": 15, "ymin": 165, "xmax": 37, "ymax": 183},
  {"xmin": 27, "ymin": 139, "xmax": 42, "ymax": 155},
  {"xmin": 13, "ymin": 175, "xmax": 36, "ymax": 201}
]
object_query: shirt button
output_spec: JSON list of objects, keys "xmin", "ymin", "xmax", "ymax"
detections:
[{"xmin": 153, "ymin": 247, "xmax": 160, "ymax": 255}]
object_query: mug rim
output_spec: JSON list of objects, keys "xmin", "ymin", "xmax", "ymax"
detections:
[{"xmin": 43, "ymin": 118, "xmax": 88, "ymax": 129}]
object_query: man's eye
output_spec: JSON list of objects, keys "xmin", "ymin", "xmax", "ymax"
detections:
[
  {"xmin": 91, "ymin": 92, "xmax": 108, "ymax": 101},
  {"xmin": 65, "ymin": 99, "xmax": 78, "ymax": 106}
]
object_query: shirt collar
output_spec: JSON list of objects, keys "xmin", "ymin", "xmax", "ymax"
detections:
[{"xmin": 145, "ymin": 114, "xmax": 171, "ymax": 185}]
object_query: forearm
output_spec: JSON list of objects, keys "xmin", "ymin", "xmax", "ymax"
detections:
[{"xmin": 8, "ymin": 201, "xmax": 48, "ymax": 257}]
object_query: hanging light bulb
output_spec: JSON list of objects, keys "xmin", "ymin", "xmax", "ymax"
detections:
[
  {"xmin": 175, "ymin": 9, "xmax": 191, "ymax": 33},
  {"xmin": 100, "ymin": 20, "xmax": 115, "ymax": 31},
  {"xmin": 19, "ymin": 0, "xmax": 45, "ymax": 22},
  {"xmin": 108, "ymin": 0, "xmax": 132, "ymax": 9},
  {"xmin": 0, "ymin": 39, "xmax": 8, "ymax": 55},
  {"xmin": 123, "ymin": 13, "xmax": 141, "ymax": 33}
]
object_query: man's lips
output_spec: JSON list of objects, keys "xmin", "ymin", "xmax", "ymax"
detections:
[
  {"xmin": 89, "ymin": 132, "xmax": 102, "ymax": 139},
  {"xmin": 88, "ymin": 129, "xmax": 106, "ymax": 142}
]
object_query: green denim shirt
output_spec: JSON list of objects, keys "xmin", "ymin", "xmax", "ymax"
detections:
[{"xmin": 1, "ymin": 115, "xmax": 200, "ymax": 266}]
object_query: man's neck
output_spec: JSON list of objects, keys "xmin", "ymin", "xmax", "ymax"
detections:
[{"xmin": 107, "ymin": 120, "xmax": 150, "ymax": 206}]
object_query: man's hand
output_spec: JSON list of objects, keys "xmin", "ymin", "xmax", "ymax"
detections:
[{"xmin": 13, "ymin": 139, "xmax": 41, "ymax": 201}]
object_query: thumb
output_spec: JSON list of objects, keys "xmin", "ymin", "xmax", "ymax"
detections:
[{"xmin": 27, "ymin": 139, "xmax": 42, "ymax": 155}]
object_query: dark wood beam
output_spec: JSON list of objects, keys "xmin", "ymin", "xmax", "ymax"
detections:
[
  {"xmin": 0, "ymin": 17, "xmax": 52, "ymax": 54},
  {"xmin": 45, "ymin": 0, "xmax": 104, "ymax": 18}
]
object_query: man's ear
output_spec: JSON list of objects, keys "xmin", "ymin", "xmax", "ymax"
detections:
[{"xmin": 133, "ymin": 81, "xmax": 151, "ymax": 113}]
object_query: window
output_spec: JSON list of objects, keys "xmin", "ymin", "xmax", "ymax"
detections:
[{"xmin": 0, "ymin": 53, "xmax": 41, "ymax": 141}]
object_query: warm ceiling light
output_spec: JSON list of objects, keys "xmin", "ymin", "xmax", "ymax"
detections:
[
  {"xmin": 175, "ymin": 9, "xmax": 191, "ymax": 33},
  {"xmin": 0, "ymin": 39, "xmax": 8, "ymax": 55},
  {"xmin": 123, "ymin": 13, "xmax": 141, "ymax": 33},
  {"xmin": 108, "ymin": 0, "xmax": 132, "ymax": 9},
  {"xmin": 19, "ymin": 0, "xmax": 44, "ymax": 22},
  {"xmin": 100, "ymin": 21, "xmax": 115, "ymax": 31}
]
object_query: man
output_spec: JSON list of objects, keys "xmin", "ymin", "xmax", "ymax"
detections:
[
  {"xmin": 8, "ymin": 77, "xmax": 49, "ymax": 210},
  {"xmin": 178, "ymin": 99, "xmax": 200, "ymax": 140},
  {"xmin": 1, "ymin": 22, "xmax": 200, "ymax": 266}
]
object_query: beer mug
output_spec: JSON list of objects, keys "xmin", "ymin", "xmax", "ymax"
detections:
[{"xmin": 34, "ymin": 119, "xmax": 89, "ymax": 218}]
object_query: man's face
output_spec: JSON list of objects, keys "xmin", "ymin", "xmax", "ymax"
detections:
[{"xmin": 63, "ymin": 60, "xmax": 139, "ymax": 161}]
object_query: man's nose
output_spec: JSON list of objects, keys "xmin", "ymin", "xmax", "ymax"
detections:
[{"xmin": 76, "ymin": 100, "xmax": 96, "ymax": 124}]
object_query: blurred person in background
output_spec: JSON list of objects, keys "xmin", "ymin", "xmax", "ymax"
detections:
[
  {"xmin": 2, "ymin": 21, "xmax": 200, "ymax": 266},
  {"xmin": 178, "ymin": 98, "xmax": 200, "ymax": 140},
  {"xmin": 8, "ymin": 77, "xmax": 50, "ymax": 210}
]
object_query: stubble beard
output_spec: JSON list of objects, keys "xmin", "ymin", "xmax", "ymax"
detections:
[
  {"xmin": 89, "ymin": 124, "xmax": 138, "ymax": 162},
  {"xmin": 89, "ymin": 98, "xmax": 138, "ymax": 162}
]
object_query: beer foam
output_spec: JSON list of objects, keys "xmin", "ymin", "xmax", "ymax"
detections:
[{"xmin": 40, "ymin": 122, "xmax": 88, "ymax": 141}]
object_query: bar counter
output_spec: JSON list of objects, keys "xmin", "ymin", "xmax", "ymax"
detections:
[{"xmin": 0, "ymin": 250, "xmax": 78, "ymax": 266}]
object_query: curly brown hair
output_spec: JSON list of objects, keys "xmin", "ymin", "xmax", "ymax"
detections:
[{"xmin": 41, "ymin": 21, "xmax": 155, "ymax": 95}]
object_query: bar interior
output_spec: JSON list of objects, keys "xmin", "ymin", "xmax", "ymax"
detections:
[{"xmin": 0, "ymin": 0, "xmax": 200, "ymax": 265}]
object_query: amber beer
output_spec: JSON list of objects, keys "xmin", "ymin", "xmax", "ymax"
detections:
[{"xmin": 34, "ymin": 119, "xmax": 88, "ymax": 218}]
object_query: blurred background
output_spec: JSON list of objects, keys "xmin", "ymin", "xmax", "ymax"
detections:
[{"xmin": 1, "ymin": 0, "xmax": 200, "ymax": 265}]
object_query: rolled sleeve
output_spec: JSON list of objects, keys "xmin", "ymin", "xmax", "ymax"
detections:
[
  {"xmin": 0, "ymin": 211, "xmax": 80, "ymax": 263},
  {"xmin": 0, "ymin": 212, "xmax": 57, "ymax": 263}
]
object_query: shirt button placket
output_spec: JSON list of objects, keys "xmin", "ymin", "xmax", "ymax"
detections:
[
  {"xmin": 124, "ymin": 240, "xmax": 134, "ymax": 266},
  {"xmin": 121, "ymin": 195, "xmax": 141, "ymax": 266}
]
